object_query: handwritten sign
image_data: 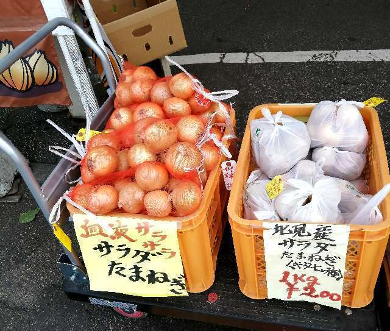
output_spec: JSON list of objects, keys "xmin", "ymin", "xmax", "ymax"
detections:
[
  {"xmin": 263, "ymin": 222, "xmax": 350, "ymax": 309},
  {"xmin": 221, "ymin": 160, "xmax": 236, "ymax": 191},
  {"xmin": 73, "ymin": 214, "xmax": 188, "ymax": 297}
]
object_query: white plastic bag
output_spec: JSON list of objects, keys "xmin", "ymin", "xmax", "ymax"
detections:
[
  {"xmin": 274, "ymin": 177, "xmax": 342, "ymax": 223},
  {"xmin": 243, "ymin": 170, "xmax": 279, "ymax": 221},
  {"xmin": 344, "ymin": 183, "xmax": 390, "ymax": 225},
  {"xmin": 307, "ymin": 100, "xmax": 368, "ymax": 153},
  {"xmin": 281, "ymin": 159, "xmax": 324, "ymax": 184},
  {"xmin": 312, "ymin": 146, "xmax": 366, "ymax": 181},
  {"xmin": 250, "ymin": 108, "xmax": 311, "ymax": 178},
  {"xmin": 351, "ymin": 179, "xmax": 369, "ymax": 194},
  {"xmin": 336, "ymin": 178, "xmax": 370, "ymax": 214}
]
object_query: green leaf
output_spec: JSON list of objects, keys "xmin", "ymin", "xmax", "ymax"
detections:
[{"xmin": 19, "ymin": 208, "xmax": 40, "ymax": 224}]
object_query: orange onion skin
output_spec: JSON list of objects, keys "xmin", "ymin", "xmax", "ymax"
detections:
[
  {"xmin": 188, "ymin": 91, "xmax": 211, "ymax": 114},
  {"xmin": 144, "ymin": 120, "xmax": 178, "ymax": 153},
  {"xmin": 86, "ymin": 146, "xmax": 118, "ymax": 177},
  {"xmin": 120, "ymin": 69, "xmax": 134, "ymax": 83},
  {"xmin": 132, "ymin": 66, "xmax": 158, "ymax": 82},
  {"xmin": 209, "ymin": 102, "xmax": 231, "ymax": 123},
  {"xmin": 165, "ymin": 178, "xmax": 182, "ymax": 192},
  {"xmin": 135, "ymin": 162, "xmax": 169, "ymax": 191},
  {"xmin": 129, "ymin": 79, "xmax": 155, "ymax": 103},
  {"xmin": 88, "ymin": 133, "xmax": 120, "ymax": 151},
  {"xmin": 169, "ymin": 73, "xmax": 194, "ymax": 99},
  {"xmin": 71, "ymin": 184, "xmax": 94, "ymax": 209},
  {"xmin": 209, "ymin": 127, "xmax": 223, "ymax": 142},
  {"xmin": 115, "ymin": 82, "xmax": 134, "ymax": 107},
  {"xmin": 116, "ymin": 149, "xmax": 130, "ymax": 171},
  {"xmin": 201, "ymin": 144, "xmax": 220, "ymax": 172},
  {"xmin": 133, "ymin": 102, "xmax": 165, "ymax": 122},
  {"xmin": 88, "ymin": 185, "xmax": 119, "ymax": 215},
  {"xmin": 127, "ymin": 143, "xmax": 157, "ymax": 167},
  {"xmin": 114, "ymin": 97, "xmax": 121, "ymax": 109},
  {"xmin": 81, "ymin": 165, "xmax": 96, "ymax": 183},
  {"xmin": 144, "ymin": 190, "xmax": 172, "ymax": 217},
  {"xmin": 176, "ymin": 115, "xmax": 205, "ymax": 144},
  {"xmin": 163, "ymin": 97, "xmax": 191, "ymax": 118},
  {"xmin": 151, "ymin": 81, "xmax": 173, "ymax": 106},
  {"xmin": 118, "ymin": 182, "xmax": 145, "ymax": 213},
  {"xmin": 113, "ymin": 178, "xmax": 132, "ymax": 192},
  {"xmin": 171, "ymin": 181, "xmax": 202, "ymax": 216},
  {"xmin": 164, "ymin": 142, "xmax": 202, "ymax": 177},
  {"xmin": 107, "ymin": 107, "xmax": 133, "ymax": 130},
  {"xmin": 131, "ymin": 117, "xmax": 157, "ymax": 144}
]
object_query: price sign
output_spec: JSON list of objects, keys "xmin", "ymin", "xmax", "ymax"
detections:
[
  {"xmin": 73, "ymin": 214, "xmax": 188, "ymax": 297},
  {"xmin": 263, "ymin": 222, "xmax": 350, "ymax": 309}
]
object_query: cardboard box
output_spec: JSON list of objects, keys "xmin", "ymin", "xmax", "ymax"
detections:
[{"xmin": 91, "ymin": 0, "xmax": 187, "ymax": 65}]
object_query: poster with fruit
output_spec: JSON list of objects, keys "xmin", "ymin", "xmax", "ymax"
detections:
[{"xmin": 0, "ymin": 1, "xmax": 70, "ymax": 107}]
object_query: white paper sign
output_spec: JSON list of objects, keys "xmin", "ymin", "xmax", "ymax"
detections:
[
  {"xmin": 263, "ymin": 222, "xmax": 350, "ymax": 309},
  {"xmin": 221, "ymin": 160, "xmax": 236, "ymax": 191}
]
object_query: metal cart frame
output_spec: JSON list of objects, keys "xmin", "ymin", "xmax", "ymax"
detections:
[{"xmin": 1, "ymin": 18, "xmax": 390, "ymax": 330}]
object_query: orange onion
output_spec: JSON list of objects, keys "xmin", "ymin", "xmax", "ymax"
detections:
[
  {"xmin": 113, "ymin": 178, "xmax": 132, "ymax": 192},
  {"xmin": 135, "ymin": 162, "xmax": 169, "ymax": 191},
  {"xmin": 115, "ymin": 82, "xmax": 134, "ymax": 107},
  {"xmin": 81, "ymin": 165, "xmax": 96, "ymax": 183},
  {"xmin": 71, "ymin": 184, "xmax": 94, "ymax": 209},
  {"xmin": 127, "ymin": 143, "xmax": 157, "ymax": 167},
  {"xmin": 132, "ymin": 66, "xmax": 158, "ymax": 82},
  {"xmin": 188, "ymin": 91, "xmax": 211, "ymax": 114},
  {"xmin": 88, "ymin": 133, "xmax": 120, "ymax": 151},
  {"xmin": 201, "ymin": 144, "xmax": 220, "ymax": 171},
  {"xmin": 120, "ymin": 69, "xmax": 134, "ymax": 83},
  {"xmin": 176, "ymin": 115, "xmax": 205, "ymax": 144},
  {"xmin": 114, "ymin": 97, "xmax": 121, "ymax": 109},
  {"xmin": 131, "ymin": 117, "xmax": 156, "ymax": 144},
  {"xmin": 128, "ymin": 103, "xmax": 139, "ymax": 113},
  {"xmin": 85, "ymin": 146, "xmax": 118, "ymax": 177},
  {"xmin": 118, "ymin": 182, "xmax": 145, "ymax": 213},
  {"xmin": 107, "ymin": 107, "xmax": 133, "ymax": 130},
  {"xmin": 144, "ymin": 119, "xmax": 178, "ymax": 153},
  {"xmin": 144, "ymin": 190, "xmax": 172, "ymax": 217},
  {"xmin": 198, "ymin": 110, "xmax": 215, "ymax": 124},
  {"xmin": 88, "ymin": 185, "xmax": 119, "ymax": 215},
  {"xmin": 165, "ymin": 142, "xmax": 202, "ymax": 177},
  {"xmin": 209, "ymin": 126, "xmax": 223, "ymax": 141},
  {"xmin": 103, "ymin": 129, "xmax": 115, "ymax": 134},
  {"xmin": 129, "ymin": 79, "xmax": 155, "ymax": 103},
  {"xmin": 165, "ymin": 178, "xmax": 181, "ymax": 192},
  {"xmin": 171, "ymin": 181, "xmax": 202, "ymax": 216},
  {"xmin": 163, "ymin": 97, "xmax": 191, "ymax": 118},
  {"xmin": 199, "ymin": 166, "xmax": 208, "ymax": 185},
  {"xmin": 209, "ymin": 102, "xmax": 231, "ymax": 123},
  {"xmin": 133, "ymin": 102, "xmax": 165, "ymax": 122},
  {"xmin": 151, "ymin": 81, "xmax": 173, "ymax": 106},
  {"xmin": 116, "ymin": 149, "xmax": 130, "ymax": 171},
  {"xmin": 169, "ymin": 73, "xmax": 194, "ymax": 99}
]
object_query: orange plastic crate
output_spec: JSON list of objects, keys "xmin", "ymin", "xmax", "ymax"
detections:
[
  {"xmin": 67, "ymin": 112, "xmax": 235, "ymax": 294},
  {"xmin": 227, "ymin": 104, "xmax": 390, "ymax": 308}
]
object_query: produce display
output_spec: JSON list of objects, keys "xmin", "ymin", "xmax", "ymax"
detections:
[
  {"xmin": 245, "ymin": 101, "xmax": 390, "ymax": 225},
  {"xmin": 68, "ymin": 65, "xmax": 235, "ymax": 218}
]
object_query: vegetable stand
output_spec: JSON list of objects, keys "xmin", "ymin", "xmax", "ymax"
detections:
[{"xmin": 0, "ymin": 18, "xmax": 389, "ymax": 331}]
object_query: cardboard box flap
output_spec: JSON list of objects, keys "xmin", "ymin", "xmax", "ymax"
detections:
[
  {"xmin": 103, "ymin": 0, "xmax": 176, "ymax": 32},
  {"xmin": 90, "ymin": 0, "xmax": 148, "ymax": 25}
]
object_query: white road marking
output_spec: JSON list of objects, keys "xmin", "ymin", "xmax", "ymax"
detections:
[{"xmin": 170, "ymin": 49, "xmax": 390, "ymax": 65}]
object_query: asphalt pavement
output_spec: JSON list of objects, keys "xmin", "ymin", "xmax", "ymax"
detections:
[{"xmin": 1, "ymin": 0, "xmax": 390, "ymax": 330}]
